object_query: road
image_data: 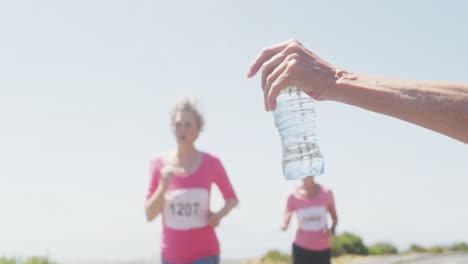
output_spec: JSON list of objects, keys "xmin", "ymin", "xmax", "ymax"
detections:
[{"xmin": 349, "ymin": 253, "xmax": 468, "ymax": 264}]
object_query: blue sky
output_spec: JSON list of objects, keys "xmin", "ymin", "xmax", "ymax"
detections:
[{"xmin": 0, "ymin": 0, "xmax": 467, "ymax": 262}]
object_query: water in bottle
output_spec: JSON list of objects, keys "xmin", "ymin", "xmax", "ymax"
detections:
[{"xmin": 273, "ymin": 86, "xmax": 324, "ymax": 180}]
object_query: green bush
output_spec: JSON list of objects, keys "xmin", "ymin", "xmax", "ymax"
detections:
[
  {"xmin": 0, "ymin": 257, "xmax": 16, "ymax": 264},
  {"xmin": 409, "ymin": 244, "xmax": 426, "ymax": 253},
  {"xmin": 24, "ymin": 257, "xmax": 57, "ymax": 264},
  {"xmin": 332, "ymin": 232, "xmax": 368, "ymax": 256},
  {"xmin": 427, "ymin": 246, "xmax": 444, "ymax": 253},
  {"xmin": 0, "ymin": 256, "xmax": 59, "ymax": 264},
  {"xmin": 450, "ymin": 242, "xmax": 468, "ymax": 252},
  {"xmin": 260, "ymin": 250, "xmax": 291, "ymax": 263},
  {"xmin": 367, "ymin": 242, "xmax": 398, "ymax": 255}
]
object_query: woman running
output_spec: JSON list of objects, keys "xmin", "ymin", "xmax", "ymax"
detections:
[
  {"xmin": 281, "ymin": 176, "xmax": 338, "ymax": 264},
  {"xmin": 145, "ymin": 97, "xmax": 239, "ymax": 264}
]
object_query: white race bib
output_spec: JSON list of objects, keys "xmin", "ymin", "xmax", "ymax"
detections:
[
  {"xmin": 297, "ymin": 206, "xmax": 327, "ymax": 231},
  {"xmin": 163, "ymin": 188, "xmax": 209, "ymax": 230}
]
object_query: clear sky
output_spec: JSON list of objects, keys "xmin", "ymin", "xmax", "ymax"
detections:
[{"xmin": 1, "ymin": 0, "xmax": 467, "ymax": 263}]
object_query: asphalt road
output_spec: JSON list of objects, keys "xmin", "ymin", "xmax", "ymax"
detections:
[{"xmin": 349, "ymin": 254, "xmax": 468, "ymax": 264}]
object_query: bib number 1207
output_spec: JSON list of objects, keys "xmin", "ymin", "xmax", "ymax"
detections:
[{"xmin": 169, "ymin": 202, "xmax": 200, "ymax": 216}]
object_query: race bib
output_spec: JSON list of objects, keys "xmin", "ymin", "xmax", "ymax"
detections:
[
  {"xmin": 163, "ymin": 188, "xmax": 209, "ymax": 230},
  {"xmin": 297, "ymin": 206, "xmax": 327, "ymax": 231}
]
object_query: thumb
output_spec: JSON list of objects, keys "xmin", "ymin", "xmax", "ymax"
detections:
[{"xmin": 173, "ymin": 167, "xmax": 185, "ymax": 175}]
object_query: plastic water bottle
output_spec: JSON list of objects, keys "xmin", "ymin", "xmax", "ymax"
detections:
[{"xmin": 273, "ymin": 86, "xmax": 324, "ymax": 180}]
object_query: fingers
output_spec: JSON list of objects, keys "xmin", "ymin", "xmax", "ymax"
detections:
[
  {"xmin": 161, "ymin": 165, "xmax": 185, "ymax": 178},
  {"xmin": 266, "ymin": 60, "xmax": 298, "ymax": 111},
  {"xmin": 322, "ymin": 228, "xmax": 332, "ymax": 237},
  {"xmin": 172, "ymin": 167, "xmax": 185, "ymax": 175},
  {"xmin": 248, "ymin": 39, "xmax": 338, "ymax": 110},
  {"xmin": 265, "ymin": 52, "xmax": 305, "ymax": 110},
  {"xmin": 262, "ymin": 47, "xmax": 304, "ymax": 91},
  {"xmin": 261, "ymin": 52, "xmax": 287, "ymax": 96},
  {"xmin": 252, "ymin": 41, "xmax": 305, "ymax": 110},
  {"xmin": 208, "ymin": 215, "xmax": 220, "ymax": 228},
  {"xmin": 247, "ymin": 39, "xmax": 302, "ymax": 78}
]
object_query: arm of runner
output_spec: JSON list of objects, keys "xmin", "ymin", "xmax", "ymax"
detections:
[
  {"xmin": 145, "ymin": 164, "xmax": 183, "ymax": 222},
  {"xmin": 327, "ymin": 191, "xmax": 338, "ymax": 235},
  {"xmin": 281, "ymin": 194, "xmax": 295, "ymax": 231},
  {"xmin": 208, "ymin": 198, "xmax": 238, "ymax": 228},
  {"xmin": 209, "ymin": 157, "xmax": 239, "ymax": 228},
  {"xmin": 281, "ymin": 210, "xmax": 293, "ymax": 231},
  {"xmin": 328, "ymin": 204, "xmax": 338, "ymax": 235}
]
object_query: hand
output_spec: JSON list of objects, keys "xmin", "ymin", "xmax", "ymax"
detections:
[
  {"xmin": 160, "ymin": 165, "xmax": 184, "ymax": 186},
  {"xmin": 207, "ymin": 211, "xmax": 223, "ymax": 228},
  {"xmin": 322, "ymin": 227, "xmax": 334, "ymax": 238},
  {"xmin": 280, "ymin": 223, "xmax": 288, "ymax": 231},
  {"xmin": 247, "ymin": 39, "xmax": 344, "ymax": 111}
]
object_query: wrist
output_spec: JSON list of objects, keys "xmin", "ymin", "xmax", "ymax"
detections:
[
  {"xmin": 217, "ymin": 209, "xmax": 227, "ymax": 218},
  {"xmin": 325, "ymin": 70, "xmax": 352, "ymax": 102},
  {"xmin": 159, "ymin": 180, "xmax": 170, "ymax": 190}
]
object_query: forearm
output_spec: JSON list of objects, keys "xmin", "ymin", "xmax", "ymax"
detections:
[
  {"xmin": 328, "ymin": 73, "xmax": 468, "ymax": 143},
  {"xmin": 280, "ymin": 219, "xmax": 290, "ymax": 230},
  {"xmin": 330, "ymin": 217, "xmax": 338, "ymax": 234},
  {"xmin": 218, "ymin": 198, "xmax": 238, "ymax": 218},
  {"xmin": 281, "ymin": 212, "xmax": 292, "ymax": 230},
  {"xmin": 145, "ymin": 184, "xmax": 168, "ymax": 221}
]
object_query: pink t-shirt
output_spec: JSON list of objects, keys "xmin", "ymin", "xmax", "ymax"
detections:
[
  {"xmin": 286, "ymin": 185, "xmax": 335, "ymax": 251},
  {"xmin": 146, "ymin": 152, "xmax": 237, "ymax": 263}
]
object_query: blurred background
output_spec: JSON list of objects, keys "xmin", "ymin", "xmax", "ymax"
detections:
[{"xmin": 0, "ymin": 0, "xmax": 467, "ymax": 263}]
